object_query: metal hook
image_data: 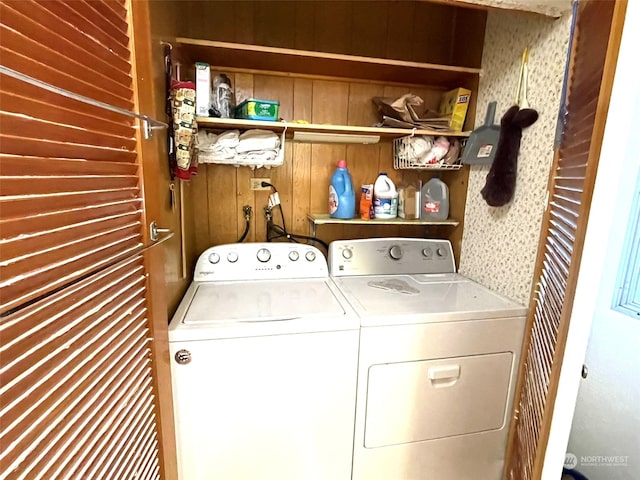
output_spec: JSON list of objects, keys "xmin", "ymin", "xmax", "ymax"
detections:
[{"xmin": 160, "ymin": 41, "xmax": 173, "ymax": 51}]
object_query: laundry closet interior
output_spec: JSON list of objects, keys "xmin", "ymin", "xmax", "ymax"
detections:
[
  {"xmin": 151, "ymin": 0, "xmax": 503, "ymax": 313},
  {"xmin": 139, "ymin": 0, "xmax": 583, "ymax": 476}
]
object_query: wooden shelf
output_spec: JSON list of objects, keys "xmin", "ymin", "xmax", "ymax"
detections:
[
  {"xmin": 308, "ymin": 213, "xmax": 459, "ymax": 227},
  {"xmin": 176, "ymin": 38, "xmax": 481, "ymax": 87},
  {"xmin": 196, "ymin": 117, "xmax": 471, "ymax": 141}
]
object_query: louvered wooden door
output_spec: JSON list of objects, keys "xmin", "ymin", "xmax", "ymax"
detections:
[
  {"xmin": 506, "ymin": 1, "xmax": 628, "ymax": 478},
  {"xmin": 1, "ymin": 1, "xmax": 172, "ymax": 478}
]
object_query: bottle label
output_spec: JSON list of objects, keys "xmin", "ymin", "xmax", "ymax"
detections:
[
  {"xmin": 477, "ymin": 144, "xmax": 493, "ymax": 158},
  {"xmin": 424, "ymin": 200, "xmax": 440, "ymax": 213},
  {"xmin": 329, "ymin": 185, "xmax": 338, "ymax": 214},
  {"xmin": 374, "ymin": 197, "xmax": 398, "ymax": 217}
]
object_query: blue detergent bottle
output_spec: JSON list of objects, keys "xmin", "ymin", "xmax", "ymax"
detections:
[{"xmin": 329, "ymin": 160, "xmax": 355, "ymax": 219}]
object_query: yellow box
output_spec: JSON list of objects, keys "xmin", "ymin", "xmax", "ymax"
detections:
[{"xmin": 438, "ymin": 88, "xmax": 471, "ymax": 132}]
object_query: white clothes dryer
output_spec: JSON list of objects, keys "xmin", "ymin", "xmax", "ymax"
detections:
[
  {"xmin": 169, "ymin": 243, "xmax": 359, "ymax": 480},
  {"xmin": 328, "ymin": 238, "xmax": 527, "ymax": 480}
]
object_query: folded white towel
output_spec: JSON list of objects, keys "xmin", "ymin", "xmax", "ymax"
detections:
[
  {"xmin": 215, "ymin": 130, "xmax": 240, "ymax": 148},
  {"xmin": 239, "ymin": 129, "xmax": 279, "ymax": 142},
  {"xmin": 197, "ymin": 130, "xmax": 218, "ymax": 149},
  {"xmin": 237, "ymin": 149, "xmax": 282, "ymax": 169},
  {"xmin": 203, "ymin": 152, "xmax": 278, "ymax": 169},
  {"xmin": 198, "ymin": 148, "xmax": 236, "ymax": 163},
  {"xmin": 236, "ymin": 149, "xmax": 277, "ymax": 162},
  {"xmin": 236, "ymin": 129, "xmax": 280, "ymax": 153}
]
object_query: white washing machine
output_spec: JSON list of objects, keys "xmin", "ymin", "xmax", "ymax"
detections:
[
  {"xmin": 328, "ymin": 238, "xmax": 527, "ymax": 480},
  {"xmin": 169, "ymin": 243, "xmax": 359, "ymax": 480}
]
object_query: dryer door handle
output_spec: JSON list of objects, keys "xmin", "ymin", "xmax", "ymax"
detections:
[{"xmin": 428, "ymin": 365, "xmax": 461, "ymax": 385}]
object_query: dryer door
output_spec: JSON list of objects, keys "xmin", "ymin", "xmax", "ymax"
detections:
[{"xmin": 364, "ymin": 352, "xmax": 513, "ymax": 448}]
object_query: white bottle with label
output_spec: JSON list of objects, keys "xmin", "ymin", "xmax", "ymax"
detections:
[
  {"xmin": 373, "ymin": 173, "xmax": 398, "ymax": 219},
  {"xmin": 420, "ymin": 176, "xmax": 449, "ymax": 221}
]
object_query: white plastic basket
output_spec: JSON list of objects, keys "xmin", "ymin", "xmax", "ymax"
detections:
[{"xmin": 393, "ymin": 134, "xmax": 463, "ymax": 170}]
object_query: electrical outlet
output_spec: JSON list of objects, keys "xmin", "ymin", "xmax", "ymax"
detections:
[{"xmin": 250, "ymin": 178, "xmax": 271, "ymax": 190}]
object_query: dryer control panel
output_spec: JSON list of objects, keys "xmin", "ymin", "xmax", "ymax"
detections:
[
  {"xmin": 329, "ymin": 238, "xmax": 455, "ymax": 276},
  {"xmin": 194, "ymin": 243, "xmax": 327, "ymax": 282}
]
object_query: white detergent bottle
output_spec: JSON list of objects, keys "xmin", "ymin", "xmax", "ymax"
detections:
[
  {"xmin": 373, "ymin": 173, "xmax": 398, "ymax": 219},
  {"xmin": 421, "ymin": 175, "xmax": 449, "ymax": 221}
]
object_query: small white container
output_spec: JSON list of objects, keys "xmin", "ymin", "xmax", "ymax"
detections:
[
  {"xmin": 195, "ymin": 62, "xmax": 211, "ymax": 117},
  {"xmin": 373, "ymin": 173, "xmax": 398, "ymax": 219}
]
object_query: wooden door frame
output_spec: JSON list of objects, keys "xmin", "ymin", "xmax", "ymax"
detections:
[
  {"xmin": 129, "ymin": 1, "xmax": 178, "ymax": 478},
  {"xmin": 504, "ymin": 1, "xmax": 628, "ymax": 478}
]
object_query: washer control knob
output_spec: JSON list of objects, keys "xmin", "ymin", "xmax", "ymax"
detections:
[
  {"xmin": 389, "ymin": 245, "xmax": 403, "ymax": 260},
  {"xmin": 208, "ymin": 252, "xmax": 220, "ymax": 264},
  {"xmin": 288, "ymin": 251, "xmax": 299, "ymax": 261},
  {"xmin": 342, "ymin": 248, "xmax": 353, "ymax": 260},
  {"xmin": 227, "ymin": 252, "xmax": 239, "ymax": 263},
  {"xmin": 422, "ymin": 248, "xmax": 433, "ymax": 258},
  {"xmin": 256, "ymin": 248, "xmax": 271, "ymax": 263},
  {"xmin": 436, "ymin": 248, "xmax": 447, "ymax": 258},
  {"xmin": 174, "ymin": 349, "xmax": 191, "ymax": 365},
  {"xmin": 305, "ymin": 251, "xmax": 316, "ymax": 262}
]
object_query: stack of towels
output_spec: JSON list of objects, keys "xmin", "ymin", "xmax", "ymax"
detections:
[{"xmin": 197, "ymin": 129, "xmax": 283, "ymax": 169}]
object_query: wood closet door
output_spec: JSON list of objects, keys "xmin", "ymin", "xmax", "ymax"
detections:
[
  {"xmin": 506, "ymin": 0, "xmax": 628, "ymax": 478},
  {"xmin": 0, "ymin": 1, "xmax": 176, "ymax": 478}
]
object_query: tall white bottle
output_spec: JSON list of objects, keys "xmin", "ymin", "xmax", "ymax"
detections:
[{"xmin": 373, "ymin": 173, "xmax": 398, "ymax": 219}]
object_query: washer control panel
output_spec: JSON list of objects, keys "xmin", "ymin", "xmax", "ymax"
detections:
[
  {"xmin": 328, "ymin": 238, "xmax": 455, "ymax": 276},
  {"xmin": 195, "ymin": 243, "xmax": 327, "ymax": 281}
]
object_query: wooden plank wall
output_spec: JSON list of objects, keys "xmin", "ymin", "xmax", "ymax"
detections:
[
  {"xmin": 174, "ymin": 0, "xmax": 486, "ymax": 263},
  {"xmin": 178, "ymin": 1, "xmax": 485, "ymax": 68},
  {"xmin": 189, "ymin": 70, "xmax": 469, "ymax": 259}
]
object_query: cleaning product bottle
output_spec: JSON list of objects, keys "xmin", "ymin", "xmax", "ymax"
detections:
[
  {"xmin": 421, "ymin": 175, "xmax": 449, "ymax": 221},
  {"xmin": 373, "ymin": 173, "xmax": 398, "ymax": 219},
  {"xmin": 329, "ymin": 160, "xmax": 355, "ymax": 219}
]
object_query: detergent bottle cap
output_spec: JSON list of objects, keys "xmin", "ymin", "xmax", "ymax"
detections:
[{"xmin": 337, "ymin": 160, "xmax": 347, "ymax": 168}]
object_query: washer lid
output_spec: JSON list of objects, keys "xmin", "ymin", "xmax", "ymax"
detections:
[
  {"xmin": 183, "ymin": 278, "xmax": 346, "ymax": 324},
  {"xmin": 333, "ymin": 273, "xmax": 527, "ymax": 325}
]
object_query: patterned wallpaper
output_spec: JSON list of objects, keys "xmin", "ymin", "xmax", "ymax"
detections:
[
  {"xmin": 457, "ymin": 0, "xmax": 571, "ymax": 18},
  {"xmin": 459, "ymin": 10, "xmax": 572, "ymax": 305}
]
